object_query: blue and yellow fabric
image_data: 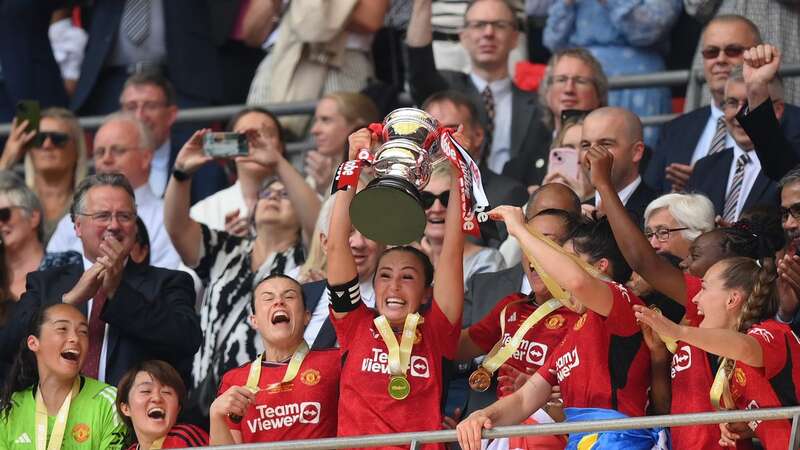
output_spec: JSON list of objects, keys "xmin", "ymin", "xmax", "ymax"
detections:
[{"xmin": 564, "ymin": 408, "xmax": 671, "ymax": 450}]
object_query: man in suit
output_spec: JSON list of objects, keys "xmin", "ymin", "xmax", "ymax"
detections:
[
  {"xmin": 1, "ymin": 173, "xmax": 201, "ymax": 385},
  {"xmin": 406, "ymin": 0, "xmax": 550, "ymax": 187},
  {"xmin": 645, "ymin": 15, "xmax": 800, "ymax": 194},
  {"xmin": 583, "ymin": 107, "xmax": 658, "ymax": 226},
  {"xmin": 687, "ymin": 65, "xmax": 784, "ymax": 221},
  {"xmin": 71, "ymin": 0, "xmax": 221, "ymax": 116}
]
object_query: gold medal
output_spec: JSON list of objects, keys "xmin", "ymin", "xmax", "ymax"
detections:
[
  {"xmin": 468, "ymin": 367, "xmax": 492, "ymax": 392},
  {"xmin": 388, "ymin": 375, "xmax": 411, "ymax": 400}
]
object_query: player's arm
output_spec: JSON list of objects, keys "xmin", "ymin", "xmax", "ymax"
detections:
[
  {"xmin": 433, "ymin": 162, "xmax": 466, "ymax": 324},
  {"xmin": 457, "ymin": 329, "xmax": 486, "ymax": 360}
]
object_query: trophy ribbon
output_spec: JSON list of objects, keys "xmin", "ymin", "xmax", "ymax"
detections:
[
  {"xmin": 439, "ymin": 130, "xmax": 489, "ymax": 237},
  {"xmin": 710, "ymin": 357, "xmax": 735, "ymax": 410},
  {"xmin": 35, "ymin": 377, "xmax": 80, "ymax": 450},
  {"xmin": 331, "ymin": 148, "xmax": 375, "ymax": 195},
  {"xmin": 470, "ymin": 298, "xmax": 563, "ymax": 392},
  {"xmin": 374, "ymin": 313, "xmax": 421, "ymax": 400},
  {"xmin": 228, "ymin": 341, "xmax": 310, "ymax": 423}
]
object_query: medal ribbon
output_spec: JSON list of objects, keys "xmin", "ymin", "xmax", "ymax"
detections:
[
  {"xmin": 374, "ymin": 313, "xmax": 421, "ymax": 376},
  {"xmin": 710, "ymin": 357, "xmax": 735, "ymax": 410},
  {"xmin": 35, "ymin": 377, "xmax": 80, "ymax": 450},
  {"xmin": 148, "ymin": 437, "xmax": 166, "ymax": 449},
  {"xmin": 244, "ymin": 341, "xmax": 311, "ymax": 393},
  {"xmin": 482, "ymin": 299, "xmax": 563, "ymax": 374}
]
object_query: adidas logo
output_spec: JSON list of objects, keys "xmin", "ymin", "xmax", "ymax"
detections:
[
  {"xmin": 14, "ymin": 432, "xmax": 32, "ymax": 444},
  {"xmin": 508, "ymin": 312, "xmax": 517, "ymax": 323}
]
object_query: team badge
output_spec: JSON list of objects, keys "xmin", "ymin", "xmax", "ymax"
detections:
[
  {"xmin": 574, "ymin": 314, "xmax": 588, "ymax": 330},
  {"xmin": 734, "ymin": 367, "xmax": 746, "ymax": 386},
  {"xmin": 546, "ymin": 314, "xmax": 565, "ymax": 330},
  {"xmin": 72, "ymin": 423, "xmax": 90, "ymax": 443},
  {"xmin": 301, "ymin": 369, "xmax": 321, "ymax": 386}
]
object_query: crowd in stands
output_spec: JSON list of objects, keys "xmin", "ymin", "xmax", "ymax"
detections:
[{"xmin": 2, "ymin": 0, "xmax": 800, "ymax": 449}]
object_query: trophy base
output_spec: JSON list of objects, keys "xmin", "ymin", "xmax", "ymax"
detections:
[{"xmin": 350, "ymin": 176, "xmax": 426, "ymax": 245}]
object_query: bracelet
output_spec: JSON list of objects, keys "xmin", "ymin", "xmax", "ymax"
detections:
[{"xmin": 172, "ymin": 168, "xmax": 192, "ymax": 182}]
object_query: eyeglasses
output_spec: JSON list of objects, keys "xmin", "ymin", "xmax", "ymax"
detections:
[
  {"xmin": 77, "ymin": 211, "xmax": 137, "ymax": 225},
  {"xmin": 701, "ymin": 45, "xmax": 745, "ymax": 60},
  {"xmin": 421, "ymin": 191, "xmax": 449, "ymax": 210},
  {"xmin": 549, "ymin": 75, "xmax": 594, "ymax": 88},
  {"xmin": 644, "ymin": 227, "xmax": 689, "ymax": 242},
  {"xmin": 259, "ymin": 188, "xmax": 289, "ymax": 200},
  {"xmin": 721, "ymin": 97, "xmax": 747, "ymax": 111},
  {"xmin": 0, "ymin": 206, "xmax": 23, "ymax": 222},
  {"xmin": 121, "ymin": 101, "xmax": 168, "ymax": 113},
  {"xmin": 93, "ymin": 146, "xmax": 133, "ymax": 160},
  {"xmin": 33, "ymin": 131, "xmax": 70, "ymax": 148},
  {"xmin": 780, "ymin": 202, "xmax": 800, "ymax": 222},
  {"xmin": 464, "ymin": 20, "xmax": 516, "ymax": 32}
]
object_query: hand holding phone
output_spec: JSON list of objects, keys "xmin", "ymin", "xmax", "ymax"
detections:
[{"xmin": 203, "ymin": 132, "xmax": 248, "ymax": 158}]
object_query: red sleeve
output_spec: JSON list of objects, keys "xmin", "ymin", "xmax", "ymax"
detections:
[
  {"xmin": 427, "ymin": 300, "xmax": 461, "ymax": 359},
  {"xmin": 217, "ymin": 369, "xmax": 242, "ymax": 432},
  {"xmin": 467, "ymin": 294, "xmax": 524, "ymax": 353},
  {"xmin": 682, "ymin": 274, "xmax": 703, "ymax": 326},
  {"xmin": 747, "ymin": 321, "xmax": 789, "ymax": 379},
  {"xmin": 330, "ymin": 303, "xmax": 372, "ymax": 350},
  {"xmin": 537, "ymin": 346, "xmax": 559, "ymax": 385},
  {"xmin": 603, "ymin": 282, "xmax": 643, "ymax": 336}
]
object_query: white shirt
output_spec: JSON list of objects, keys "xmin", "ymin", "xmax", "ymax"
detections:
[
  {"xmin": 82, "ymin": 257, "xmax": 110, "ymax": 383},
  {"xmin": 595, "ymin": 176, "xmax": 642, "ymax": 208},
  {"xmin": 520, "ymin": 272, "xmax": 532, "ymax": 296},
  {"xmin": 690, "ymin": 103, "xmax": 735, "ymax": 165},
  {"xmin": 470, "ymin": 74, "xmax": 513, "ymax": 174},
  {"xmin": 149, "ymin": 139, "xmax": 171, "ymax": 198},
  {"xmin": 725, "ymin": 145, "xmax": 762, "ymax": 221},
  {"xmin": 189, "ymin": 181, "xmax": 249, "ymax": 231},
  {"xmin": 48, "ymin": 184, "xmax": 182, "ymax": 269},
  {"xmin": 303, "ymin": 279, "xmax": 375, "ymax": 347}
]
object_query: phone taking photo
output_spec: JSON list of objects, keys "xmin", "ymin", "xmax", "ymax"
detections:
[
  {"xmin": 15, "ymin": 100, "xmax": 40, "ymax": 135},
  {"xmin": 203, "ymin": 132, "xmax": 248, "ymax": 158},
  {"xmin": 547, "ymin": 147, "xmax": 581, "ymax": 181}
]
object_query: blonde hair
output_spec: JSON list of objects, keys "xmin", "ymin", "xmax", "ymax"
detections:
[
  {"xmin": 296, "ymin": 195, "xmax": 335, "ymax": 283},
  {"xmin": 321, "ymin": 92, "xmax": 381, "ymax": 128},
  {"xmin": 24, "ymin": 107, "xmax": 88, "ymax": 190}
]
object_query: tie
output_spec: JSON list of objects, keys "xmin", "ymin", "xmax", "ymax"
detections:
[
  {"xmin": 481, "ymin": 86, "xmax": 495, "ymax": 147},
  {"xmin": 82, "ymin": 290, "xmax": 107, "ymax": 379},
  {"xmin": 121, "ymin": 0, "xmax": 151, "ymax": 46},
  {"xmin": 722, "ymin": 153, "xmax": 751, "ymax": 223},
  {"xmin": 707, "ymin": 116, "xmax": 727, "ymax": 155}
]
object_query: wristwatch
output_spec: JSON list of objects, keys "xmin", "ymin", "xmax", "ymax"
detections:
[{"xmin": 172, "ymin": 167, "xmax": 192, "ymax": 182}]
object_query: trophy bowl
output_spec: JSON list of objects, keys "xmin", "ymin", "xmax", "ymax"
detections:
[{"xmin": 349, "ymin": 109, "xmax": 442, "ymax": 245}]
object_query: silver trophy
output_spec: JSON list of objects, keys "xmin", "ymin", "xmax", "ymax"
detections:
[{"xmin": 349, "ymin": 108, "xmax": 446, "ymax": 245}]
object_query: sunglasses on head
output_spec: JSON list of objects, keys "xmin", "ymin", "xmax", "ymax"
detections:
[
  {"xmin": 701, "ymin": 45, "xmax": 745, "ymax": 60},
  {"xmin": 421, "ymin": 191, "xmax": 449, "ymax": 210},
  {"xmin": 33, "ymin": 131, "xmax": 70, "ymax": 148}
]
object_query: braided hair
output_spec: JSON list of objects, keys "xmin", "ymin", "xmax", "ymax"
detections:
[{"xmin": 715, "ymin": 257, "xmax": 780, "ymax": 332}]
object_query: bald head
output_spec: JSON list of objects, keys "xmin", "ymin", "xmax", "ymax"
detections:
[
  {"xmin": 585, "ymin": 107, "xmax": 643, "ymax": 143},
  {"xmin": 581, "ymin": 107, "xmax": 644, "ymax": 191},
  {"xmin": 525, "ymin": 183, "xmax": 582, "ymax": 219}
]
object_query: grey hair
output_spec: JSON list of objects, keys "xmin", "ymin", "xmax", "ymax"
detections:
[
  {"xmin": 100, "ymin": 112, "xmax": 156, "ymax": 151},
  {"xmin": 538, "ymin": 48, "xmax": 609, "ymax": 129},
  {"xmin": 0, "ymin": 171, "xmax": 44, "ymax": 243},
  {"xmin": 644, "ymin": 193, "xmax": 716, "ymax": 242},
  {"xmin": 727, "ymin": 65, "xmax": 784, "ymax": 101},
  {"xmin": 70, "ymin": 173, "xmax": 136, "ymax": 222},
  {"xmin": 780, "ymin": 166, "xmax": 800, "ymax": 189}
]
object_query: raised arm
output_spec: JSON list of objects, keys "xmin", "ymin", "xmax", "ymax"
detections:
[
  {"xmin": 163, "ymin": 130, "xmax": 212, "ymax": 268},
  {"xmin": 606, "ymin": 0, "xmax": 682, "ymax": 47},
  {"xmin": 433, "ymin": 163, "xmax": 466, "ymax": 324},
  {"xmin": 347, "ymin": 0, "xmax": 389, "ymax": 33},
  {"xmin": 585, "ymin": 145, "xmax": 689, "ymax": 305},
  {"xmin": 491, "ymin": 205, "xmax": 615, "ymax": 316},
  {"xmin": 405, "ymin": 0, "xmax": 451, "ymax": 105},
  {"xmin": 239, "ymin": 0, "xmax": 281, "ymax": 48}
]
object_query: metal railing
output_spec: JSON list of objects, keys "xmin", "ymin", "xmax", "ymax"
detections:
[{"xmin": 196, "ymin": 406, "xmax": 800, "ymax": 449}]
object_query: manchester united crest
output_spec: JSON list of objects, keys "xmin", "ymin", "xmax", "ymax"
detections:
[
  {"xmin": 301, "ymin": 369, "xmax": 321, "ymax": 386},
  {"xmin": 72, "ymin": 423, "xmax": 90, "ymax": 443},
  {"xmin": 546, "ymin": 314, "xmax": 565, "ymax": 330},
  {"xmin": 574, "ymin": 314, "xmax": 588, "ymax": 330},
  {"xmin": 734, "ymin": 367, "xmax": 746, "ymax": 386}
]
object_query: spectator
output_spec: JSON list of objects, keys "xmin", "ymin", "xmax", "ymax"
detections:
[
  {"xmin": 687, "ymin": 65, "xmax": 782, "ymax": 222},
  {"xmin": 0, "ymin": 171, "xmax": 81, "ymax": 301},
  {"xmin": 0, "ymin": 0, "xmax": 68, "ymax": 121},
  {"xmin": 541, "ymin": 112, "xmax": 593, "ymax": 200},
  {"xmin": 47, "ymin": 113, "xmax": 182, "ymax": 270},
  {"xmin": 307, "ymin": 92, "xmax": 380, "ymax": 197},
  {"xmin": 643, "ymin": 193, "xmax": 716, "ymax": 260},
  {"xmin": 210, "ymin": 275, "xmax": 340, "ymax": 444},
  {"xmin": 131, "ymin": 216, "xmax": 150, "ymax": 266},
  {"xmin": 420, "ymin": 165, "xmax": 506, "ymax": 287},
  {"xmin": 70, "ymin": 0, "xmax": 222, "ymax": 116},
  {"xmin": 775, "ymin": 168, "xmax": 800, "ymax": 324},
  {"xmin": 406, "ymin": 0, "xmax": 551, "ymax": 186},
  {"xmin": 164, "ymin": 129, "xmax": 313, "ymax": 419},
  {"xmin": 0, "ymin": 304, "xmax": 127, "ymax": 448},
  {"xmin": 116, "ymin": 360, "xmax": 208, "ymax": 449},
  {"xmin": 1, "ymin": 173, "xmax": 201, "ymax": 387},
  {"xmin": 246, "ymin": 0, "xmax": 389, "ymax": 135},
  {"xmin": 118, "ymin": 72, "xmax": 228, "ymax": 203},
  {"xmin": 190, "ymin": 107, "xmax": 287, "ymax": 234},
  {"xmin": 543, "ymin": 0, "xmax": 682, "ymax": 145},
  {"xmin": 1, "ymin": 108, "xmax": 89, "ymax": 243}
]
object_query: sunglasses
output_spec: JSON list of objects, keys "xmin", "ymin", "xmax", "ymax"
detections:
[
  {"xmin": 780, "ymin": 202, "xmax": 800, "ymax": 222},
  {"xmin": 421, "ymin": 191, "xmax": 449, "ymax": 210},
  {"xmin": 701, "ymin": 45, "xmax": 745, "ymax": 60},
  {"xmin": 33, "ymin": 131, "xmax": 70, "ymax": 148},
  {"xmin": 0, "ymin": 206, "xmax": 22, "ymax": 222}
]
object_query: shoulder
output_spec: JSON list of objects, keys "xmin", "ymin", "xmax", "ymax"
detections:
[
  {"xmin": 28, "ymin": 262, "xmax": 82, "ymax": 282},
  {"xmin": 221, "ymin": 361, "xmax": 252, "ymax": 383},
  {"xmin": 748, "ymin": 320, "xmax": 790, "ymax": 343},
  {"xmin": 79, "ymin": 378, "xmax": 118, "ymax": 409},
  {"xmin": 165, "ymin": 424, "xmax": 208, "ymax": 447},
  {"xmin": 666, "ymin": 106, "xmax": 711, "ymax": 127},
  {"xmin": 693, "ymin": 149, "xmax": 730, "ymax": 171}
]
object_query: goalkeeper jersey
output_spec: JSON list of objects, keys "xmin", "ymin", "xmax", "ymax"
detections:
[{"xmin": 0, "ymin": 376, "xmax": 127, "ymax": 449}]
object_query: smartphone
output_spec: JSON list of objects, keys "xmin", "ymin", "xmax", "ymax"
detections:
[
  {"xmin": 547, "ymin": 147, "xmax": 581, "ymax": 181},
  {"xmin": 203, "ymin": 132, "xmax": 248, "ymax": 158},
  {"xmin": 15, "ymin": 100, "xmax": 40, "ymax": 135}
]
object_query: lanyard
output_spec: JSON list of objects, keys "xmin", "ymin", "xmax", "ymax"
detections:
[
  {"xmin": 35, "ymin": 378, "xmax": 80, "ymax": 450},
  {"xmin": 710, "ymin": 357, "xmax": 735, "ymax": 410},
  {"xmin": 483, "ymin": 299, "xmax": 562, "ymax": 373},
  {"xmin": 374, "ymin": 313, "xmax": 421, "ymax": 400},
  {"xmin": 245, "ymin": 341, "xmax": 311, "ymax": 393},
  {"xmin": 142, "ymin": 437, "xmax": 165, "ymax": 450}
]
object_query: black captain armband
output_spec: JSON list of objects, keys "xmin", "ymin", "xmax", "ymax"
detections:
[{"xmin": 328, "ymin": 277, "xmax": 361, "ymax": 312}]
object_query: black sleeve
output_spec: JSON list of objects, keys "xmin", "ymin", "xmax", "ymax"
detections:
[
  {"xmin": 405, "ymin": 43, "xmax": 451, "ymax": 106},
  {"xmin": 0, "ymin": 272, "xmax": 47, "ymax": 363},
  {"xmin": 738, "ymin": 99, "xmax": 800, "ymax": 182}
]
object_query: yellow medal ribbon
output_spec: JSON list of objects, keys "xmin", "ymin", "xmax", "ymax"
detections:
[
  {"xmin": 374, "ymin": 313, "xmax": 421, "ymax": 400},
  {"xmin": 245, "ymin": 340, "xmax": 311, "ymax": 393},
  {"xmin": 710, "ymin": 357, "xmax": 735, "ymax": 410},
  {"xmin": 148, "ymin": 436, "xmax": 166, "ymax": 449},
  {"xmin": 35, "ymin": 377, "xmax": 80, "ymax": 450}
]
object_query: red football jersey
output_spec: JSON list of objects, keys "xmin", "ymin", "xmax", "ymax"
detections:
[
  {"xmin": 332, "ymin": 301, "xmax": 460, "ymax": 449},
  {"xmin": 746, "ymin": 319, "xmax": 800, "ymax": 405},
  {"xmin": 125, "ymin": 424, "xmax": 208, "ymax": 449},
  {"xmin": 217, "ymin": 349, "xmax": 340, "ymax": 443},
  {"xmin": 538, "ymin": 282, "xmax": 651, "ymax": 417},
  {"xmin": 468, "ymin": 293, "xmax": 579, "ymax": 397},
  {"xmin": 730, "ymin": 362, "xmax": 792, "ymax": 450},
  {"xmin": 683, "ymin": 273, "xmax": 703, "ymax": 326}
]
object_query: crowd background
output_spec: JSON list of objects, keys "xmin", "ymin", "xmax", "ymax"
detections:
[{"xmin": 1, "ymin": 0, "xmax": 800, "ymax": 449}]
